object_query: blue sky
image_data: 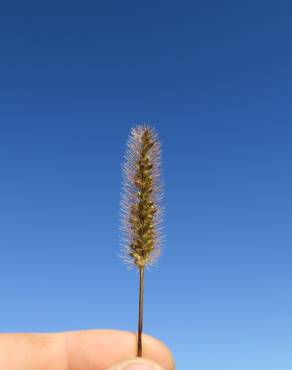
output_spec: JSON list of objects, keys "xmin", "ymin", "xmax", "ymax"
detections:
[{"xmin": 0, "ymin": 1, "xmax": 291, "ymax": 369}]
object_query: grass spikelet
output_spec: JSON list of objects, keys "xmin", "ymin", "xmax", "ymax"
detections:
[{"xmin": 120, "ymin": 124, "xmax": 164, "ymax": 357}]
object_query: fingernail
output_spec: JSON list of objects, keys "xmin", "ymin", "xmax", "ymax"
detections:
[
  {"xmin": 122, "ymin": 362, "xmax": 159, "ymax": 370},
  {"xmin": 108, "ymin": 358, "xmax": 164, "ymax": 370}
]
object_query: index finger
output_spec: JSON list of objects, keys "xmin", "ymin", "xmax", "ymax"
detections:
[{"xmin": 0, "ymin": 329, "xmax": 174, "ymax": 370}]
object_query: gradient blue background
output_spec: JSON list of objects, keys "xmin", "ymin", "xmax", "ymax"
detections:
[{"xmin": 0, "ymin": 1, "xmax": 291, "ymax": 369}]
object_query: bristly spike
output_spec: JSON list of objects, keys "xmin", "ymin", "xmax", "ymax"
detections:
[
  {"xmin": 119, "ymin": 124, "xmax": 164, "ymax": 357},
  {"xmin": 120, "ymin": 124, "xmax": 164, "ymax": 269}
]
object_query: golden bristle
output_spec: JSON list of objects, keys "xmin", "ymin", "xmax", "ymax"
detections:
[{"xmin": 120, "ymin": 124, "xmax": 163, "ymax": 268}]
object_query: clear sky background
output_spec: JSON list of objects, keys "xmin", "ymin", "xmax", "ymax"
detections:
[{"xmin": 0, "ymin": 1, "xmax": 291, "ymax": 369}]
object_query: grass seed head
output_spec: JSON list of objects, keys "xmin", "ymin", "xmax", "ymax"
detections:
[{"xmin": 120, "ymin": 124, "xmax": 163, "ymax": 269}]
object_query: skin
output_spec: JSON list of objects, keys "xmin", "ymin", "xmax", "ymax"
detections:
[{"xmin": 0, "ymin": 330, "xmax": 174, "ymax": 370}]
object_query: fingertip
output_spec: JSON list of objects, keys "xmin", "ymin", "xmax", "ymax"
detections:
[
  {"xmin": 64, "ymin": 329, "xmax": 174, "ymax": 370},
  {"xmin": 142, "ymin": 333, "xmax": 175, "ymax": 370}
]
